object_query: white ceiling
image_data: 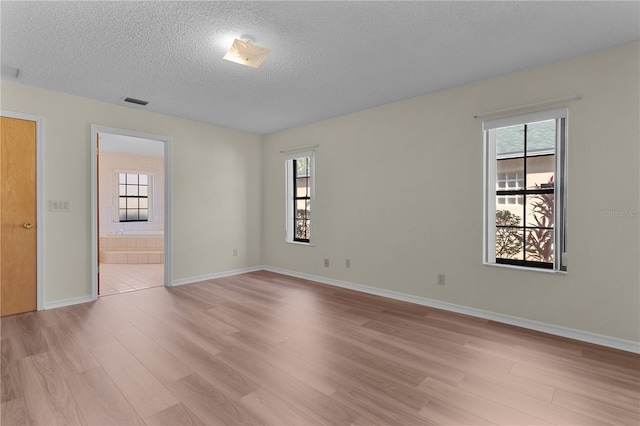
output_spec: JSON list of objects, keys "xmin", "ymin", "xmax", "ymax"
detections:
[{"xmin": 1, "ymin": 1, "xmax": 638, "ymax": 134}]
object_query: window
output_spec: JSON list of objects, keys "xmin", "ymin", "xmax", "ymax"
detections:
[
  {"xmin": 118, "ymin": 172, "xmax": 149, "ymax": 222},
  {"xmin": 483, "ymin": 108, "xmax": 567, "ymax": 271},
  {"xmin": 285, "ymin": 151, "xmax": 314, "ymax": 243}
]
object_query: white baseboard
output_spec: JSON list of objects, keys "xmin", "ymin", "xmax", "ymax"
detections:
[
  {"xmin": 41, "ymin": 266, "xmax": 262, "ymax": 310},
  {"xmin": 171, "ymin": 266, "xmax": 264, "ymax": 287},
  {"xmin": 262, "ymin": 266, "xmax": 640, "ymax": 354},
  {"xmin": 45, "ymin": 295, "xmax": 94, "ymax": 310}
]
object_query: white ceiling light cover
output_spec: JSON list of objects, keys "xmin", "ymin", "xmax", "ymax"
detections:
[{"xmin": 223, "ymin": 38, "xmax": 271, "ymax": 68}]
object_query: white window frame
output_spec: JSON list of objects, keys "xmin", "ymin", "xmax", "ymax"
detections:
[
  {"xmin": 285, "ymin": 150, "xmax": 315, "ymax": 245},
  {"xmin": 483, "ymin": 108, "xmax": 568, "ymax": 272},
  {"xmin": 115, "ymin": 171, "xmax": 153, "ymax": 223}
]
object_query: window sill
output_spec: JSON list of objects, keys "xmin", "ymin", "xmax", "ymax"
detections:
[
  {"xmin": 483, "ymin": 262, "xmax": 567, "ymax": 275},
  {"xmin": 285, "ymin": 240, "xmax": 315, "ymax": 247}
]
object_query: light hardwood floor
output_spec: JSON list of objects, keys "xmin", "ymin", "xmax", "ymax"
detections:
[{"xmin": 1, "ymin": 271, "xmax": 638, "ymax": 425}]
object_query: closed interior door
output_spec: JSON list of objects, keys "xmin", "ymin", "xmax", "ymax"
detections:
[{"xmin": 0, "ymin": 116, "xmax": 37, "ymax": 316}]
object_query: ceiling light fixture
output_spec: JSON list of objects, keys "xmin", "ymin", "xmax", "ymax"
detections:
[{"xmin": 222, "ymin": 35, "xmax": 271, "ymax": 69}]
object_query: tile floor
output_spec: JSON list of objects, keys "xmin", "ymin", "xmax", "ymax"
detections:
[{"xmin": 99, "ymin": 263, "xmax": 164, "ymax": 295}]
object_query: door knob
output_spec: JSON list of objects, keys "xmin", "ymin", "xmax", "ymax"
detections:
[{"xmin": 23, "ymin": 223, "xmax": 33, "ymax": 229}]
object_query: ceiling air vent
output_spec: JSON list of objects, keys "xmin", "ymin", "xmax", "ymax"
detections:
[
  {"xmin": 124, "ymin": 97, "xmax": 149, "ymax": 106},
  {"xmin": 1, "ymin": 65, "xmax": 20, "ymax": 78}
]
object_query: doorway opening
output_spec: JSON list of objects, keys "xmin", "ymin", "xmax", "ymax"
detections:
[{"xmin": 91, "ymin": 126, "xmax": 171, "ymax": 299}]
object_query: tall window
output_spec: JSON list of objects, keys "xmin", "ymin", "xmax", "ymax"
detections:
[
  {"xmin": 484, "ymin": 108, "xmax": 567, "ymax": 271},
  {"xmin": 285, "ymin": 151, "xmax": 314, "ymax": 243},
  {"xmin": 119, "ymin": 172, "xmax": 149, "ymax": 222}
]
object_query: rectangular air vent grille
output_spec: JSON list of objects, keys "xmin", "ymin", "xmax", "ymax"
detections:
[{"xmin": 124, "ymin": 97, "xmax": 149, "ymax": 106}]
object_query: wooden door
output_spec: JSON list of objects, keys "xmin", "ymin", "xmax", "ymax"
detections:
[{"xmin": 0, "ymin": 116, "xmax": 37, "ymax": 316}]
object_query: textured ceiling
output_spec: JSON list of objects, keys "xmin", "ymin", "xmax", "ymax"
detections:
[{"xmin": 1, "ymin": 1, "xmax": 639, "ymax": 134}]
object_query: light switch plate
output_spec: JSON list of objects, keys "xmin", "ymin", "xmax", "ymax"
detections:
[{"xmin": 50, "ymin": 200, "xmax": 70, "ymax": 212}]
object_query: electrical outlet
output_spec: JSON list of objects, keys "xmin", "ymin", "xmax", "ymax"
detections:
[
  {"xmin": 437, "ymin": 274, "xmax": 445, "ymax": 285},
  {"xmin": 345, "ymin": 259, "xmax": 351, "ymax": 268},
  {"xmin": 324, "ymin": 258, "xmax": 330, "ymax": 267},
  {"xmin": 233, "ymin": 248, "xmax": 238, "ymax": 256}
]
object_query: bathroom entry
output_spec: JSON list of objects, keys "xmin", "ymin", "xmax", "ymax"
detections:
[{"xmin": 96, "ymin": 131, "xmax": 168, "ymax": 295}]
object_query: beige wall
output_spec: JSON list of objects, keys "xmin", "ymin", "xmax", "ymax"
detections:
[
  {"xmin": 0, "ymin": 82, "xmax": 263, "ymax": 303},
  {"xmin": 262, "ymin": 42, "xmax": 640, "ymax": 342}
]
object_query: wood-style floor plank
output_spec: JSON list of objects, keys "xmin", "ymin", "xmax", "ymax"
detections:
[
  {"xmin": 89, "ymin": 341, "xmax": 178, "ymax": 419},
  {"xmin": 1, "ymin": 270, "xmax": 638, "ymax": 425},
  {"xmin": 17, "ymin": 352, "xmax": 85, "ymax": 425},
  {"xmin": 239, "ymin": 388, "xmax": 322, "ymax": 426},
  {"xmin": 0, "ymin": 398, "xmax": 29, "ymax": 426},
  {"xmin": 143, "ymin": 402, "xmax": 205, "ymax": 426},
  {"xmin": 64, "ymin": 367, "xmax": 145, "ymax": 425},
  {"xmin": 155, "ymin": 332, "xmax": 260, "ymax": 399},
  {"xmin": 108, "ymin": 326, "xmax": 192, "ymax": 384},
  {"xmin": 165, "ymin": 373, "xmax": 264, "ymax": 426},
  {"xmin": 418, "ymin": 376, "xmax": 550, "ymax": 425},
  {"xmin": 331, "ymin": 384, "xmax": 436, "ymax": 426},
  {"xmin": 419, "ymin": 398, "xmax": 495, "ymax": 425},
  {"xmin": 1, "ymin": 338, "xmax": 22, "ymax": 403},
  {"xmin": 40, "ymin": 323, "xmax": 100, "ymax": 377},
  {"xmin": 216, "ymin": 345, "xmax": 361, "ymax": 425},
  {"xmin": 2, "ymin": 314, "xmax": 49, "ymax": 359}
]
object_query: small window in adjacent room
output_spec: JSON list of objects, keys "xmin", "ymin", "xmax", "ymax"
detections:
[
  {"xmin": 483, "ymin": 108, "xmax": 567, "ymax": 271},
  {"xmin": 118, "ymin": 172, "xmax": 150, "ymax": 222},
  {"xmin": 285, "ymin": 151, "xmax": 314, "ymax": 243}
]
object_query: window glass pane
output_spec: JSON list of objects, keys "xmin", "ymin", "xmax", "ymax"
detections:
[
  {"xmin": 128, "ymin": 198, "xmax": 139, "ymax": 209},
  {"xmin": 127, "ymin": 185, "xmax": 139, "ymax": 196},
  {"xmin": 119, "ymin": 173, "xmax": 126, "ymax": 184},
  {"xmin": 525, "ymin": 228, "xmax": 554, "ymax": 263},
  {"xmin": 513, "ymin": 195, "xmax": 524, "ymax": 205},
  {"xmin": 496, "ymin": 159, "xmax": 524, "ymax": 191},
  {"xmin": 526, "ymin": 155, "xmax": 555, "ymax": 189},
  {"xmin": 526, "ymin": 194, "xmax": 554, "ymax": 228},
  {"xmin": 295, "ymin": 220, "xmax": 310, "ymax": 240},
  {"xmin": 496, "ymin": 124, "xmax": 524, "ymax": 157},
  {"xmin": 127, "ymin": 173, "xmax": 138, "ymax": 184},
  {"xmin": 119, "ymin": 198, "xmax": 127, "ymax": 209},
  {"xmin": 119, "ymin": 209, "xmax": 127, "ymax": 221},
  {"xmin": 495, "ymin": 227, "xmax": 523, "ymax": 260},
  {"xmin": 126, "ymin": 209, "xmax": 139, "ymax": 221},
  {"xmin": 295, "ymin": 221, "xmax": 310, "ymax": 240},
  {"xmin": 296, "ymin": 178, "xmax": 310, "ymax": 197},
  {"xmin": 496, "ymin": 208, "xmax": 523, "ymax": 227},
  {"xmin": 139, "ymin": 209, "xmax": 148, "ymax": 221},
  {"xmin": 295, "ymin": 157, "xmax": 310, "ymax": 177},
  {"xmin": 139, "ymin": 198, "xmax": 148, "ymax": 208},
  {"xmin": 139, "ymin": 174, "xmax": 148, "ymax": 185},
  {"xmin": 295, "ymin": 200, "xmax": 310, "ymax": 218},
  {"xmin": 295, "ymin": 199, "xmax": 310, "ymax": 240},
  {"xmin": 526, "ymin": 119, "xmax": 555, "ymax": 154},
  {"xmin": 139, "ymin": 186, "xmax": 148, "ymax": 196}
]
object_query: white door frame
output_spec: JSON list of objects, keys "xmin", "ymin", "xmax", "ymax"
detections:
[
  {"xmin": 1, "ymin": 110, "xmax": 45, "ymax": 311},
  {"xmin": 90, "ymin": 125, "xmax": 172, "ymax": 300}
]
